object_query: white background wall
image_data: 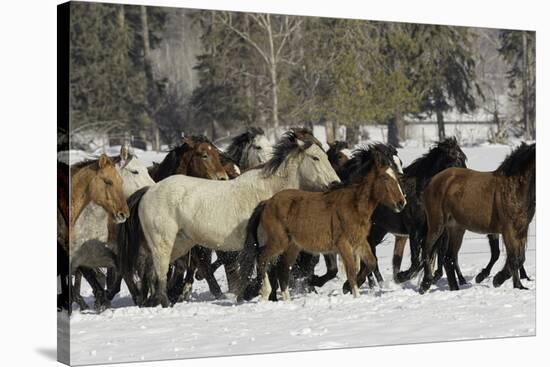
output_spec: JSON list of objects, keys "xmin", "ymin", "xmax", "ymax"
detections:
[{"xmin": 0, "ymin": 1, "xmax": 547, "ymax": 367}]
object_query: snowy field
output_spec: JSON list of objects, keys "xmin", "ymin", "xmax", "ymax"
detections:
[{"xmin": 61, "ymin": 144, "xmax": 536, "ymax": 366}]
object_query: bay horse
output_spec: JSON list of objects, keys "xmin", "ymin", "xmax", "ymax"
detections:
[
  {"xmin": 240, "ymin": 147, "xmax": 406, "ymax": 301},
  {"xmin": 419, "ymin": 142, "xmax": 535, "ymax": 293},
  {"xmin": 119, "ymin": 129, "xmax": 340, "ymax": 307},
  {"xmin": 57, "ymin": 154, "xmax": 129, "ymax": 312}
]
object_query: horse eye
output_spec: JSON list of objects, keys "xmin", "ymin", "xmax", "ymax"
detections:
[
  {"xmin": 201, "ymin": 154, "xmax": 208, "ymax": 160},
  {"xmin": 130, "ymin": 170, "xmax": 139, "ymax": 175},
  {"xmin": 104, "ymin": 179, "xmax": 113, "ymax": 186},
  {"xmin": 255, "ymin": 145, "xmax": 262, "ymax": 150},
  {"xmin": 312, "ymin": 156, "xmax": 320, "ymax": 162}
]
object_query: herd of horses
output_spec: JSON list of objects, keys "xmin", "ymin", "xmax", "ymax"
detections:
[{"xmin": 57, "ymin": 127, "xmax": 536, "ymax": 313}]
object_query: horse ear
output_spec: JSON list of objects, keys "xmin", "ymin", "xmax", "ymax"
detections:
[
  {"xmin": 120, "ymin": 144, "xmax": 129, "ymax": 161},
  {"xmin": 296, "ymin": 139, "xmax": 305, "ymax": 148},
  {"xmin": 98, "ymin": 154, "xmax": 111, "ymax": 169},
  {"xmin": 182, "ymin": 137, "xmax": 194, "ymax": 148}
]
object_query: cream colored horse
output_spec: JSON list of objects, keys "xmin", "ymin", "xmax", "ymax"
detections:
[{"xmin": 127, "ymin": 131, "xmax": 341, "ymax": 306}]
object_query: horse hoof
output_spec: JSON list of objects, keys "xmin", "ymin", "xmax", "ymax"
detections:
[
  {"xmin": 342, "ymin": 282, "xmax": 351, "ymax": 294},
  {"xmin": 475, "ymin": 271, "xmax": 488, "ymax": 284},
  {"xmin": 394, "ymin": 271, "xmax": 409, "ymax": 284},
  {"xmin": 459, "ymin": 279, "xmax": 468, "ymax": 286}
]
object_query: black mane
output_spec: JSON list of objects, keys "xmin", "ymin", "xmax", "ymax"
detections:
[
  {"xmin": 340, "ymin": 143, "xmax": 397, "ymax": 184},
  {"xmin": 495, "ymin": 142, "xmax": 536, "ymax": 177},
  {"xmin": 262, "ymin": 129, "xmax": 318, "ymax": 175},
  {"xmin": 225, "ymin": 127, "xmax": 265, "ymax": 164},
  {"xmin": 404, "ymin": 137, "xmax": 467, "ymax": 179}
]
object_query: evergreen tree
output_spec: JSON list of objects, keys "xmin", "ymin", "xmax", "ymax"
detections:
[{"xmin": 499, "ymin": 30, "xmax": 536, "ymax": 139}]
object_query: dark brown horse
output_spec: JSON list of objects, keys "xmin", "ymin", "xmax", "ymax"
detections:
[
  {"xmin": 240, "ymin": 148, "xmax": 406, "ymax": 301},
  {"xmin": 419, "ymin": 142, "xmax": 535, "ymax": 293}
]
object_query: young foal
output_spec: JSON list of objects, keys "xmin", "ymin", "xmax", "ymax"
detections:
[
  {"xmin": 241, "ymin": 149, "xmax": 406, "ymax": 301},
  {"xmin": 419, "ymin": 142, "xmax": 535, "ymax": 293}
]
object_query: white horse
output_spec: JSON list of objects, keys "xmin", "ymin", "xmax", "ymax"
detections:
[
  {"xmin": 69, "ymin": 146, "xmax": 155, "ymax": 310},
  {"xmin": 122, "ymin": 130, "xmax": 340, "ymax": 306},
  {"xmin": 224, "ymin": 127, "xmax": 273, "ymax": 169}
]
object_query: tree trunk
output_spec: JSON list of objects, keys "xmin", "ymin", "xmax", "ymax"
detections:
[
  {"xmin": 265, "ymin": 15, "xmax": 279, "ymax": 128},
  {"xmin": 325, "ymin": 121, "xmax": 334, "ymax": 143},
  {"xmin": 387, "ymin": 112, "xmax": 405, "ymax": 147},
  {"xmin": 522, "ymin": 31, "xmax": 531, "ymax": 140},
  {"xmin": 436, "ymin": 109, "xmax": 445, "ymax": 141},
  {"xmin": 140, "ymin": 5, "xmax": 160, "ymax": 151},
  {"xmin": 346, "ymin": 125, "xmax": 360, "ymax": 145}
]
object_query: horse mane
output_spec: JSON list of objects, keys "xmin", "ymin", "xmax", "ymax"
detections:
[
  {"xmin": 404, "ymin": 137, "xmax": 466, "ymax": 179},
  {"xmin": 262, "ymin": 129, "xmax": 318, "ymax": 175},
  {"xmin": 339, "ymin": 143, "xmax": 396, "ymax": 183},
  {"xmin": 225, "ymin": 127, "xmax": 265, "ymax": 164},
  {"xmin": 495, "ymin": 142, "xmax": 536, "ymax": 177}
]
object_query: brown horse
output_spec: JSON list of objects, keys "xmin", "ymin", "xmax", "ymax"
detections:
[
  {"xmin": 59, "ymin": 154, "xmax": 129, "ymax": 250},
  {"xmin": 420, "ymin": 143, "xmax": 535, "ymax": 293},
  {"xmin": 240, "ymin": 149, "xmax": 407, "ymax": 301},
  {"xmin": 57, "ymin": 154, "xmax": 129, "ymax": 312},
  {"xmin": 149, "ymin": 136, "xmax": 229, "ymax": 182}
]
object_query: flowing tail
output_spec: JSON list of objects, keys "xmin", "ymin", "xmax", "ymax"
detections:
[
  {"xmin": 118, "ymin": 186, "xmax": 150, "ymax": 277},
  {"xmin": 238, "ymin": 201, "xmax": 266, "ymax": 300}
]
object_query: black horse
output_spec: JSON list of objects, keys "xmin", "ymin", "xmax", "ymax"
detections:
[{"xmin": 339, "ymin": 138, "xmax": 467, "ymax": 293}]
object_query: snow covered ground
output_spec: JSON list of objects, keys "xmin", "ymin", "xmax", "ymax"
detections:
[{"xmin": 62, "ymin": 144, "xmax": 536, "ymax": 366}]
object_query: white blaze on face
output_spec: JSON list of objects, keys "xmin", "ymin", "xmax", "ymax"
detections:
[
  {"xmin": 393, "ymin": 155, "xmax": 404, "ymax": 174},
  {"xmin": 386, "ymin": 167, "xmax": 405, "ymax": 199}
]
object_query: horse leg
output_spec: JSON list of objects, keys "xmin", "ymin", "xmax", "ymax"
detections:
[
  {"xmin": 511, "ymin": 236, "xmax": 528, "ymax": 290},
  {"xmin": 392, "ymin": 236, "xmax": 407, "ymax": 282},
  {"xmin": 310, "ymin": 254, "xmax": 337, "ymax": 288},
  {"xmin": 419, "ymin": 221, "xmax": 444, "ymax": 294},
  {"xmin": 71, "ymin": 269, "xmax": 89, "ymax": 311},
  {"xmin": 519, "ymin": 266, "xmax": 530, "ymax": 281},
  {"xmin": 493, "ymin": 230, "xmax": 522, "ymax": 289},
  {"xmin": 168, "ymin": 257, "xmax": 187, "ymax": 304},
  {"xmin": 267, "ymin": 264, "xmax": 280, "ymax": 301},
  {"xmin": 396, "ymin": 236, "xmax": 423, "ymax": 283},
  {"xmin": 475, "ymin": 234, "xmax": 500, "ymax": 283},
  {"xmin": 278, "ymin": 245, "xmax": 301, "ymax": 301},
  {"xmin": 80, "ymin": 267, "xmax": 110, "ymax": 312},
  {"xmin": 255, "ymin": 243, "xmax": 285, "ymax": 302},
  {"xmin": 337, "ymin": 239, "xmax": 360, "ymax": 297},
  {"xmin": 143, "ymin": 230, "xmax": 177, "ymax": 308},
  {"xmin": 371, "ymin": 244, "xmax": 384, "ymax": 287},
  {"xmin": 196, "ymin": 249, "xmax": 223, "ymax": 299}
]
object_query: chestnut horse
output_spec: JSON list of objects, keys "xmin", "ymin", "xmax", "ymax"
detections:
[
  {"xmin": 240, "ymin": 148, "xmax": 406, "ymax": 301},
  {"xmin": 419, "ymin": 142, "xmax": 535, "ymax": 293}
]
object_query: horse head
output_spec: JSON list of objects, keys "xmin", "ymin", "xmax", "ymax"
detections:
[
  {"xmin": 263, "ymin": 129, "xmax": 340, "ymax": 191},
  {"xmin": 88, "ymin": 154, "xmax": 129, "ymax": 223},
  {"xmin": 115, "ymin": 145, "xmax": 155, "ymax": 198},
  {"xmin": 178, "ymin": 136, "xmax": 229, "ymax": 181},
  {"xmin": 369, "ymin": 150, "xmax": 407, "ymax": 213}
]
